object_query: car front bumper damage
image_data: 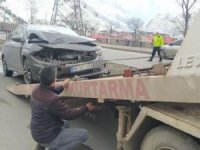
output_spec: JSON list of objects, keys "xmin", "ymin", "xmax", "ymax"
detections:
[{"xmin": 28, "ymin": 54, "xmax": 106, "ymax": 81}]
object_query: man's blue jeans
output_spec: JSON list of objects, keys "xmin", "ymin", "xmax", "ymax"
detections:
[{"xmin": 46, "ymin": 121, "xmax": 88, "ymax": 150}]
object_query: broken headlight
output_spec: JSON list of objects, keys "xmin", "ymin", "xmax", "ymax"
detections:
[{"xmin": 95, "ymin": 50, "xmax": 103, "ymax": 56}]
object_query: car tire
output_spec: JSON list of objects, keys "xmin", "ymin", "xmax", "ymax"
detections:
[
  {"xmin": 140, "ymin": 125, "xmax": 200, "ymax": 150},
  {"xmin": 2, "ymin": 57, "xmax": 13, "ymax": 77},
  {"xmin": 23, "ymin": 59, "xmax": 34, "ymax": 84},
  {"xmin": 160, "ymin": 50, "xmax": 166, "ymax": 59}
]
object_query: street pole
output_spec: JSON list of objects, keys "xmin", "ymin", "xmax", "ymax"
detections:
[{"xmin": 50, "ymin": 0, "xmax": 84, "ymax": 35}]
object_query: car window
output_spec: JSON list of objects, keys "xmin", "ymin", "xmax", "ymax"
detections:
[
  {"xmin": 171, "ymin": 40, "xmax": 182, "ymax": 46},
  {"xmin": 12, "ymin": 26, "xmax": 24, "ymax": 38},
  {"xmin": 176, "ymin": 40, "xmax": 183, "ymax": 46}
]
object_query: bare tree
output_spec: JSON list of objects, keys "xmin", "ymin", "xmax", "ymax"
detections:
[
  {"xmin": 0, "ymin": 0, "xmax": 5, "ymax": 8},
  {"xmin": 0, "ymin": 0, "xmax": 5, "ymax": 4},
  {"xmin": 127, "ymin": 17, "xmax": 144, "ymax": 41},
  {"xmin": 170, "ymin": 15, "xmax": 185, "ymax": 36},
  {"xmin": 60, "ymin": 13, "xmax": 78, "ymax": 31},
  {"xmin": 28, "ymin": 0, "xmax": 38, "ymax": 24},
  {"xmin": 176, "ymin": 0, "xmax": 199, "ymax": 36},
  {"xmin": 105, "ymin": 20, "xmax": 121, "ymax": 36},
  {"xmin": 61, "ymin": 15, "xmax": 99, "ymax": 36},
  {"xmin": 34, "ymin": 19, "xmax": 49, "ymax": 25},
  {"xmin": 89, "ymin": 20, "xmax": 100, "ymax": 35}
]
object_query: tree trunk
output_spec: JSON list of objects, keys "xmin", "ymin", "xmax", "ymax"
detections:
[
  {"xmin": 184, "ymin": 11, "xmax": 189, "ymax": 36},
  {"xmin": 135, "ymin": 30, "xmax": 137, "ymax": 42}
]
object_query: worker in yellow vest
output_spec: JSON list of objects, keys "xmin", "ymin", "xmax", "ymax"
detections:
[{"xmin": 148, "ymin": 32, "xmax": 164, "ymax": 62}]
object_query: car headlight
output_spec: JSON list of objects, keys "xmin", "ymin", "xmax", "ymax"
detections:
[{"xmin": 95, "ymin": 50, "xmax": 103, "ymax": 56}]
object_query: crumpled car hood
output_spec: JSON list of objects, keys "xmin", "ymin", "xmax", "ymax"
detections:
[
  {"xmin": 30, "ymin": 31, "xmax": 95, "ymax": 44},
  {"xmin": 29, "ymin": 31, "xmax": 99, "ymax": 51},
  {"xmin": 38, "ymin": 43, "xmax": 101, "ymax": 52}
]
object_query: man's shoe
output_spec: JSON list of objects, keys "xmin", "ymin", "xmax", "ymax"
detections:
[
  {"xmin": 159, "ymin": 60, "xmax": 162, "ymax": 62},
  {"xmin": 148, "ymin": 59, "xmax": 152, "ymax": 62}
]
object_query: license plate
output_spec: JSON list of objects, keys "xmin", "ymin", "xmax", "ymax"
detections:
[{"xmin": 70, "ymin": 63, "xmax": 93, "ymax": 73}]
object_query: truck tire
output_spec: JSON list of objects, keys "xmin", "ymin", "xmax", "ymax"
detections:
[{"xmin": 140, "ymin": 125, "xmax": 199, "ymax": 150}]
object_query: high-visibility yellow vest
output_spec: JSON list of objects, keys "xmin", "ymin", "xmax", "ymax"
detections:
[{"xmin": 153, "ymin": 35, "xmax": 164, "ymax": 47}]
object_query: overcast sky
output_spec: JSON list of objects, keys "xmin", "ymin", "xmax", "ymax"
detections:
[
  {"xmin": 3, "ymin": 0, "xmax": 200, "ymax": 22},
  {"xmin": 119, "ymin": 0, "xmax": 180, "ymax": 19}
]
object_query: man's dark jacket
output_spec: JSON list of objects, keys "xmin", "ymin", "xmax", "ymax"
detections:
[{"xmin": 30, "ymin": 84, "xmax": 88, "ymax": 144}]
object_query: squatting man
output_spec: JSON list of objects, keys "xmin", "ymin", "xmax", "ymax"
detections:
[{"xmin": 30, "ymin": 65, "xmax": 96, "ymax": 150}]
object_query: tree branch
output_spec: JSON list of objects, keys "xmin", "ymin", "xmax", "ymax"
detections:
[
  {"xmin": 189, "ymin": 0, "xmax": 198, "ymax": 10},
  {"xmin": 176, "ymin": 0, "xmax": 183, "ymax": 7}
]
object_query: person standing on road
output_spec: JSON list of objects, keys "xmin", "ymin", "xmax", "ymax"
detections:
[
  {"xmin": 30, "ymin": 65, "xmax": 96, "ymax": 150},
  {"xmin": 148, "ymin": 32, "xmax": 164, "ymax": 62}
]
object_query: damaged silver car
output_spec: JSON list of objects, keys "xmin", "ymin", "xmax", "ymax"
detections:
[{"xmin": 1, "ymin": 25, "xmax": 106, "ymax": 83}]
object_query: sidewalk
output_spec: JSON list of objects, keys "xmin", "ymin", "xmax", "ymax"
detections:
[{"xmin": 98, "ymin": 43, "xmax": 152, "ymax": 54}]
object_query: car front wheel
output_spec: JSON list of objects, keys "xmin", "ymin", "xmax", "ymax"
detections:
[
  {"xmin": 160, "ymin": 50, "xmax": 166, "ymax": 59},
  {"xmin": 23, "ymin": 59, "xmax": 34, "ymax": 84},
  {"xmin": 2, "ymin": 57, "xmax": 13, "ymax": 77}
]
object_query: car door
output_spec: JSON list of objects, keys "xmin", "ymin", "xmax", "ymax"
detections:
[
  {"xmin": 171, "ymin": 40, "xmax": 182, "ymax": 56},
  {"xmin": 167, "ymin": 40, "xmax": 181, "ymax": 57},
  {"xmin": 5, "ymin": 26, "xmax": 25, "ymax": 73}
]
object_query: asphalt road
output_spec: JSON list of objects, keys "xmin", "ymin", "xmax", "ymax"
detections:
[
  {"xmin": 0, "ymin": 74, "xmax": 118, "ymax": 150},
  {"xmin": 103, "ymin": 48, "xmax": 172, "ymax": 69},
  {"xmin": 0, "ymin": 48, "xmax": 173, "ymax": 150}
]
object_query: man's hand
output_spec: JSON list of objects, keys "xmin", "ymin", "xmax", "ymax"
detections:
[
  {"xmin": 62, "ymin": 79, "xmax": 70, "ymax": 88},
  {"xmin": 86, "ymin": 102, "xmax": 96, "ymax": 111}
]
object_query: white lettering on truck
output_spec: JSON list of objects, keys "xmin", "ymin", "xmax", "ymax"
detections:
[{"xmin": 177, "ymin": 54, "xmax": 200, "ymax": 69}]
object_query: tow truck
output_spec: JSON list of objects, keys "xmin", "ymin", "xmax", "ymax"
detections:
[{"xmin": 6, "ymin": 11, "xmax": 200, "ymax": 150}]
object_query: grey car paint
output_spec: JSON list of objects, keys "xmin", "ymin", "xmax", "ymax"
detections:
[
  {"xmin": 160, "ymin": 39, "xmax": 183, "ymax": 58},
  {"xmin": 3, "ymin": 40, "xmax": 24, "ymax": 72},
  {"xmin": 1, "ymin": 25, "xmax": 106, "ymax": 83}
]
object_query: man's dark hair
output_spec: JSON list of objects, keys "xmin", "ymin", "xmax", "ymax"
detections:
[{"xmin": 40, "ymin": 66, "xmax": 56, "ymax": 86}]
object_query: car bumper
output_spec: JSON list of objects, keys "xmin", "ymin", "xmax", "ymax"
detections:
[{"xmin": 29, "ymin": 55, "xmax": 106, "ymax": 81}]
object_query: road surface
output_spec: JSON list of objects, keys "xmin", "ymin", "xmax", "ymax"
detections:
[
  {"xmin": 0, "ymin": 48, "xmax": 173, "ymax": 150},
  {"xmin": 0, "ymin": 74, "xmax": 118, "ymax": 150},
  {"xmin": 103, "ymin": 48, "xmax": 172, "ymax": 69}
]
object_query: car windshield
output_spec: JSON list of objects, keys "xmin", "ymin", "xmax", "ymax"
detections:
[{"xmin": 171, "ymin": 40, "xmax": 183, "ymax": 46}]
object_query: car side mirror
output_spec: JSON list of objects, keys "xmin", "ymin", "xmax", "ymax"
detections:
[{"xmin": 12, "ymin": 35, "xmax": 25, "ymax": 43}]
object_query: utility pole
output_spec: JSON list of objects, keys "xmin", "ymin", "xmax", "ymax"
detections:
[
  {"xmin": 72, "ymin": 0, "xmax": 84, "ymax": 35},
  {"xmin": 50, "ymin": 0, "xmax": 84, "ymax": 35},
  {"xmin": 50, "ymin": 0, "xmax": 59, "ymax": 24}
]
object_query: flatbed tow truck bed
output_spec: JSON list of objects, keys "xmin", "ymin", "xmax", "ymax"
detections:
[{"xmin": 5, "ymin": 10, "xmax": 200, "ymax": 150}]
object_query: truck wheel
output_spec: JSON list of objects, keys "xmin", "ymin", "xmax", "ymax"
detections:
[
  {"xmin": 23, "ymin": 59, "xmax": 34, "ymax": 84},
  {"xmin": 2, "ymin": 57, "xmax": 13, "ymax": 77},
  {"xmin": 140, "ymin": 125, "xmax": 199, "ymax": 150},
  {"xmin": 160, "ymin": 50, "xmax": 166, "ymax": 59}
]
